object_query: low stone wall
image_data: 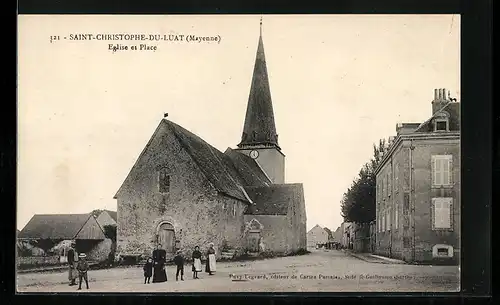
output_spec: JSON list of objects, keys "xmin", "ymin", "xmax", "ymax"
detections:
[{"xmin": 17, "ymin": 255, "xmax": 63, "ymax": 269}]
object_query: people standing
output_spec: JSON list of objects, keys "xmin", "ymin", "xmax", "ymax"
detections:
[
  {"xmin": 152, "ymin": 243, "xmax": 167, "ymax": 283},
  {"xmin": 191, "ymin": 246, "xmax": 202, "ymax": 279},
  {"xmin": 67, "ymin": 240, "xmax": 78, "ymax": 286},
  {"xmin": 205, "ymin": 243, "xmax": 216, "ymax": 275},
  {"xmin": 76, "ymin": 253, "xmax": 89, "ymax": 290},
  {"xmin": 143, "ymin": 257, "xmax": 153, "ymax": 284},
  {"xmin": 173, "ymin": 250, "xmax": 184, "ymax": 281}
]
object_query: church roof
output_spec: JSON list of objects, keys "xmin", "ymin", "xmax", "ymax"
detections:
[
  {"xmin": 166, "ymin": 120, "xmax": 252, "ymax": 203},
  {"xmin": 244, "ymin": 184, "xmax": 303, "ymax": 215},
  {"xmin": 18, "ymin": 214, "xmax": 92, "ymax": 240},
  {"xmin": 223, "ymin": 148, "xmax": 271, "ymax": 187},
  {"xmin": 238, "ymin": 22, "xmax": 280, "ymax": 149}
]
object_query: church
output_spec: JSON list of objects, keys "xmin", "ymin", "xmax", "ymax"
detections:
[{"xmin": 114, "ymin": 22, "xmax": 307, "ymax": 260}]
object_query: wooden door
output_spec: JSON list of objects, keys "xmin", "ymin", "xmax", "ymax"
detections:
[
  {"xmin": 158, "ymin": 223, "xmax": 175, "ymax": 254},
  {"xmin": 247, "ymin": 231, "xmax": 260, "ymax": 253}
]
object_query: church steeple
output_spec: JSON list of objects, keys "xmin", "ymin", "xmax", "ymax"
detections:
[{"xmin": 237, "ymin": 18, "xmax": 280, "ymax": 150}]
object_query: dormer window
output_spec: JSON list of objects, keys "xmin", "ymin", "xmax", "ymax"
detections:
[
  {"xmin": 434, "ymin": 112, "xmax": 450, "ymax": 132},
  {"xmin": 435, "ymin": 119, "xmax": 448, "ymax": 131}
]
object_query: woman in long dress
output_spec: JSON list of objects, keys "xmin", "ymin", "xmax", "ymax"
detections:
[
  {"xmin": 152, "ymin": 243, "xmax": 168, "ymax": 283},
  {"xmin": 191, "ymin": 246, "xmax": 202, "ymax": 279},
  {"xmin": 205, "ymin": 243, "xmax": 216, "ymax": 275}
]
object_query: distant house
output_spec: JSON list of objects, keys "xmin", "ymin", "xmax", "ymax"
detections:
[
  {"xmin": 340, "ymin": 222, "xmax": 354, "ymax": 249},
  {"xmin": 18, "ymin": 213, "xmax": 110, "ymax": 262},
  {"xmin": 307, "ymin": 224, "xmax": 329, "ymax": 248},
  {"xmin": 333, "ymin": 226, "xmax": 342, "ymax": 244},
  {"xmin": 94, "ymin": 210, "xmax": 117, "ymax": 227}
]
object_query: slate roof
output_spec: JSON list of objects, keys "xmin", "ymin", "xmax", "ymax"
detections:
[
  {"xmin": 166, "ymin": 120, "xmax": 256, "ymax": 203},
  {"xmin": 244, "ymin": 184, "xmax": 303, "ymax": 215},
  {"xmin": 323, "ymin": 227, "xmax": 335, "ymax": 240},
  {"xmin": 238, "ymin": 30, "xmax": 279, "ymax": 149},
  {"xmin": 224, "ymin": 148, "xmax": 271, "ymax": 187},
  {"xmin": 414, "ymin": 102, "xmax": 460, "ymax": 133},
  {"xmin": 18, "ymin": 214, "xmax": 92, "ymax": 239},
  {"xmin": 103, "ymin": 210, "xmax": 117, "ymax": 222}
]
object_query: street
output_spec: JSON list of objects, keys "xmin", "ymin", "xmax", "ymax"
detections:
[{"xmin": 17, "ymin": 250, "xmax": 459, "ymax": 293}]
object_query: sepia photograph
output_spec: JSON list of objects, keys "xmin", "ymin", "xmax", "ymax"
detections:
[{"xmin": 17, "ymin": 14, "xmax": 460, "ymax": 293}]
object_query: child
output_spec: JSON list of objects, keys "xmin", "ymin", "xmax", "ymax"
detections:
[
  {"xmin": 143, "ymin": 257, "xmax": 153, "ymax": 284},
  {"xmin": 173, "ymin": 250, "xmax": 184, "ymax": 281},
  {"xmin": 191, "ymin": 246, "xmax": 202, "ymax": 279},
  {"xmin": 76, "ymin": 253, "xmax": 89, "ymax": 290}
]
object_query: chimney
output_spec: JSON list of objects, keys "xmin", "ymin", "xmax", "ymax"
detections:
[{"xmin": 432, "ymin": 87, "xmax": 449, "ymax": 114}]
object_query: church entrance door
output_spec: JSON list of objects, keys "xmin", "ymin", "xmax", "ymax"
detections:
[
  {"xmin": 247, "ymin": 230, "xmax": 260, "ymax": 253},
  {"xmin": 158, "ymin": 223, "xmax": 175, "ymax": 255}
]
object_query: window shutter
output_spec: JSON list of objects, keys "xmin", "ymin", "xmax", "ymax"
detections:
[
  {"xmin": 448, "ymin": 157, "xmax": 453, "ymax": 185},
  {"xmin": 444, "ymin": 198, "xmax": 452, "ymax": 228},
  {"xmin": 431, "ymin": 156, "xmax": 437, "ymax": 185},
  {"xmin": 443, "ymin": 158, "xmax": 449, "ymax": 185}
]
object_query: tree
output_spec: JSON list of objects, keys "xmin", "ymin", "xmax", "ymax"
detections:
[
  {"xmin": 103, "ymin": 224, "xmax": 117, "ymax": 266},
  {"xmin": 340, "ymin": 139, "xmax": 389, "ymax": 223}
]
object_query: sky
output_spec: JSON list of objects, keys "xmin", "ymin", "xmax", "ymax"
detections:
[{"xmin": 17, "ymin": 14, "xmax": 460, "ymax": 231}]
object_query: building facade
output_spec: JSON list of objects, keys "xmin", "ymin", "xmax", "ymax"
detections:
[
  {"xmin": 307, "ymin": 224, "xmax": 329, "ymax": 248},
  {"xmin": 375, "ymin": 88, "xmax": 460, "ymax": 264},
  {"xmin": 18, "ymin": 213, "xmax": 111, "ymax": 263},
  {"xmin": 114, "ymin": 24, "xmax": 307, "ymax": 260}
]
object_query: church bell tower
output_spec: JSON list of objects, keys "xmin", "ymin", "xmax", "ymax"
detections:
[{"xmin": 236, "ymin": 18, "xmax": 285, "ymax": 184}]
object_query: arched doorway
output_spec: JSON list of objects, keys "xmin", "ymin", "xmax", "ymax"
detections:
[{"xmin": 157, "ymin": 222, "xmax": 175, "ymax": 255}]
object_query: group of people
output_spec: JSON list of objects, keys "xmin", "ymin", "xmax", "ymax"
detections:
[
  {"xmin": 66, "ymin": 240, "xmax": 218, "ymax": 289},
  {"xmin": 143, "ymin": 243, "xmax": 217, "ymax": 284}
]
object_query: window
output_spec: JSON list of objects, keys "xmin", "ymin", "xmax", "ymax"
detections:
[
  {"xmin": 233, "ymin": 204, "xmax": 236, "ymax": 217},
  {"xmin": 435, "ymin": 119, "xmax": 449, "ymax": 131},
  {"xmin": 403, "ymin": 192, "xmax": 410, "ymax": 215},
  {"xmin": 394, "ymin": 164, "xmax": 399, "ymax": 190},
  {"xmin": 382, "ymin": 177, "xmax": 385, "ymax": 198},
  {"xmin": 394, "ymin": 208, "xmax": 398, "ymax": 230},
  {"xmin": 158, "ymin": 169, "xmax": 170, "ymax": 193},
  {"xmin": 387, "ymin": 172, "xmax": 391, "ymax": 197},
  {"xmin": 432, "ymin": 155, "xmax": 453, "ymax": 186},
  {"xmin": 386, "ymin": 209, "xmax": 391, "ymax": 231},
  {"xmin": 432, "ymin": 198, "xmax": 453, "ymax": 229},
  {"xmin": 434, "ymin": 111, "xmax": 450, "ymax": 132},
  {"xmin": 381, "ymin": 214, "xmax": 385, "ymax": 232}
]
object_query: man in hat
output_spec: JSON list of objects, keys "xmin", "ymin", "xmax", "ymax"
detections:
[
  {"xmin": 67, "ymin": 240, "xmax": 78, "ymax": 286},
  {"xmin": 173, "ymin": 249, "xmax": 185, "ymax": 281},
  {"xmin": 76, "ymin": 253, "xmax": 90, "ymax": 290}
]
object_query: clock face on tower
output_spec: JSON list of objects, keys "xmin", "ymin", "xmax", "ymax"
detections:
[{"xmin": 249, "ymin": 150, "xmax": 259, "ymax": 159}]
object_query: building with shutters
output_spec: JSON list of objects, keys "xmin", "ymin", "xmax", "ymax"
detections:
[
  {"xmin": 374, "ymin": 88, "xmax": 460, "ymax": 264},
  {"xmin": 114, "ymin": 21, "xmax": 307, "ymax": 261}
]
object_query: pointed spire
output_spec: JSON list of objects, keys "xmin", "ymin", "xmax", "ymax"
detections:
[{"xmin": 238, "ymin": 18, "xmax": 280, "ymax": 149}]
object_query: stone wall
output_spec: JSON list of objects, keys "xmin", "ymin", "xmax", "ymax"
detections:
[
  {"xmin": 17, "ymin": 256, "xmax": 61, "ymax": 268},
  {"xmin": 243, "ymin": 215, "xmax": 288, "ymax": 253},
  {"xmin": 116, "ymin": 122, "xmax": 247, "ymax": 260},
  {"xmin": 87, "ymin": 238, "xmax": 113, "ymax": 262}
]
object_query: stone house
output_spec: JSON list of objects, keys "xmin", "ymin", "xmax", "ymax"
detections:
[
  {"xmin": 307, "ymin": 224, "xmax": 329, "ymax": 248},
  {"xmin": 114, "ymin": 24, "xmax": 307, "ymax": 260},
  {"xmin": 375, "ymin": 88, "xmax": 460, "ymax": 264},
  {"xmin": 333, "ymin": 226, "xmax": 342, "ymax": 244},
  {"xmin": 340, "ymin": 222, "xmax": 354, "ymax": 249},
  {"xmin": 17, "ymin": 213, "xmax": 112, "ymax": 263}
]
